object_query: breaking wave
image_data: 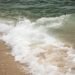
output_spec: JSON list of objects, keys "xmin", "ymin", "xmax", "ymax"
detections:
[{"xmin": 0, "ymin": 15, "xmax": 75, "ymax": 75}]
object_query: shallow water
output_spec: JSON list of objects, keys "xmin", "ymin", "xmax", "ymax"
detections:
[{"xmin": 51, "ymin": 14, "xmax": 75, "ymax": 46}]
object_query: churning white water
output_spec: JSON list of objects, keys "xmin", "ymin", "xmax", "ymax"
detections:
[{"xmin": 0, "ymin": 15, "xmax": 75, "ymax": 75}]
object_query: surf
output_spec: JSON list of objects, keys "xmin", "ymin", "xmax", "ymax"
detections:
[{"xmin": 0, "ymin": 15, "xmax": 75, "ymax": 75}]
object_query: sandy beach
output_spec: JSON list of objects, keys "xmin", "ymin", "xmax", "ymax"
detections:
[{"xmin": 0, "ymin": 41, "xmax": 29, "ymax": 75}]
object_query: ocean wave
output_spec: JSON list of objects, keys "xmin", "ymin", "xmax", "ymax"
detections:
[{"xmin": 0, "ymin": 15, "xmax": 75, "ymax": 75}]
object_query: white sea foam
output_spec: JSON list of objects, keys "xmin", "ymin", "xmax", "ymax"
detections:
[
  {"xmin": 0, "ymin": 15, "xmax": 75, "ymax": 75},
  {"xmin": 0, "ymin": 23, "xmax": 13, "ymax": 33}
]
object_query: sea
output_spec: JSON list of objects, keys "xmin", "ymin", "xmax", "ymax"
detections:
[{"xmin": 0, "ymin": 0, "xmax": 75, "ymax": 75}]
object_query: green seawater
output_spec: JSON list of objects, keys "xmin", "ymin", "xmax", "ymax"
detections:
[
  {"xmin": 0, "ymin": 0, "xmax": 75, "ymax": 46},
  {"xmin": 50, "ymin": 14, "xmax": 75, "ymax": 46},
  {"xmin": 0, "ymin": 0, "xmax": 75, "ymax": 18}
]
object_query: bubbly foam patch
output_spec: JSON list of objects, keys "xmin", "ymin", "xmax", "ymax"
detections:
[{"xmin": 1, "ymin": 15, "xmax": 75, "ymax": 75}]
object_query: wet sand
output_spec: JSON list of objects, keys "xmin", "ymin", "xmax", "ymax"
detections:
[{"xmin": 0, "ymin": 41, "xmax": 29, "ymax": 75}]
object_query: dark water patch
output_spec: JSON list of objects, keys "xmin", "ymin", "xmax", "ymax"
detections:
[{"xmin": 0, "ymin": 0, "xmax": 75, "ymax": 18}]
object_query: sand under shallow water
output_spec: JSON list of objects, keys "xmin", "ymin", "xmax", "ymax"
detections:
[{"xmin": 0, "ymin": 41, "xmax": 30, "ymax": 75}]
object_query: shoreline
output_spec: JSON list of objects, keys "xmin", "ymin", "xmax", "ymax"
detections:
[{"xmin": 0, "ymin": 41, "xmax": 30, "ymax": 75}]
